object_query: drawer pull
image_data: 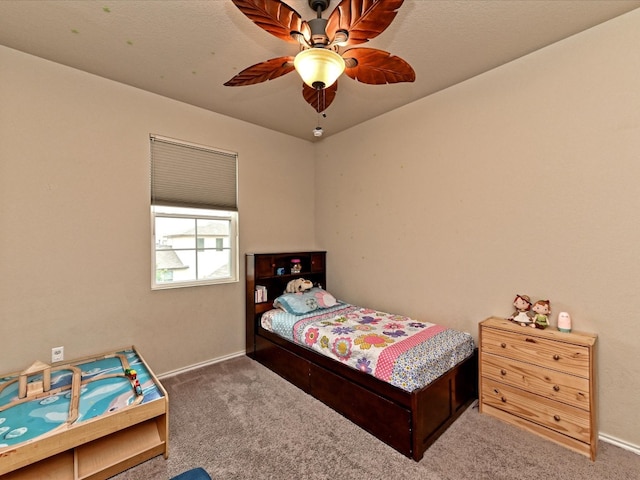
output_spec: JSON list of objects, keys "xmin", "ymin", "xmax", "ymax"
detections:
[
  {"xmin": 553, "ymin": 385, "xmax": 560, "ymax": 392},
  {"xmin": 525, "ymin": 338, "xmax": 537, "ymax": 343},
  {"xmin": 500, "ymin": 369, "xmax": 507, "ymax": 376},
  {"xmin": 553, "ymin": 415, "xmax": 561, "ymax": 422},
  {"xmin": 553, "ymin": 354, "xmax": 560, "ymax": 361},
  {"xmin": 501, "ymin": 396, "xmax": 507, "ymax": 403},
  {"xmin": 500, "ymin": 342, "xmax": 507, "ymax": 349}
]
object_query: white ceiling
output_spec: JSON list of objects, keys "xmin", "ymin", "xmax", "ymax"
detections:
[{"xmin": 1, "ymin": 0, "xmax": 639, "ymax": 141}]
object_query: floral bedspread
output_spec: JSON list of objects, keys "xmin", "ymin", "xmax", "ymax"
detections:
[{"xmin": 263, "ymin": 304, "xmax": 475, "ymax": 392}]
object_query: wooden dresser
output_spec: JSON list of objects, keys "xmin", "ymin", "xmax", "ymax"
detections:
[{"xmin": 479, "ymin": 316, "xmax": 597, "ymax": 460}]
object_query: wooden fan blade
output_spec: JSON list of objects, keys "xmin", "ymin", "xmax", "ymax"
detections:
[
  {"xmin": 224, "ymin": 56, "xmax": 295, "ymax": 86},
  {"xmin": 232, "ymin": 0, "xmax": 304, "ymax": 44},
  {"xmin": 303, "ymin": 82, "xmax": 338, "ymax": 113},
  {"xmin": 343, "ymin": 48, "xmax": 415, "ymax": 84},
  {"xmin": 326, "ymin": 0, "xmax": 404, "ymax": 46}
]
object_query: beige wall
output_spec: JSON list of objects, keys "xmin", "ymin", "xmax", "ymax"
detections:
[
  {"xmin": 0, "ymin": 45, "xmax": 316, "ymax": 375},
  {"xmin": 315, "ymin": 10, "xmax": 640, "ymax": 447}
]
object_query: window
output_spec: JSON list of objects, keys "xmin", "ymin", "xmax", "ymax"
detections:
[{"xmin": 150, "ymin": 135, "xmax": 238, "ymax": 289}]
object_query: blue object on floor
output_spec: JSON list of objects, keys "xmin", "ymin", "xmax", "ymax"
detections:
[{"xmin": 170, "ymin": 467, "xmax": 212, "ymax": 480}]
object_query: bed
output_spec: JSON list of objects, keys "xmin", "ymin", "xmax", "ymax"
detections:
[{"xmin": 245, "ymin": 251, "xmax": 478, "ymax": 461}]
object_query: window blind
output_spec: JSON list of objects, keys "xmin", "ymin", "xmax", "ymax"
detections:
[{"xmin": 150, "ymin": 135, "xmax": 237, "ymax": 211}]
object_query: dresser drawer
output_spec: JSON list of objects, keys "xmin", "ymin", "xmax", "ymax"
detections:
[
  {"xmin": 482, "ymin": 378, "xmax": 591, "ymax": 443},
  {"xmin": 482, "ymin": 328, "xmax": 590, "ymax": 376},
  {"xmin": 481, "ymin": 353, "xmax": 590, "ymax": 410}
]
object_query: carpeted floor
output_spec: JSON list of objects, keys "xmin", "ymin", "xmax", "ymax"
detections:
[{"xmin": 113, "ymin": 356, "xmax": 639, "ymax": 480}]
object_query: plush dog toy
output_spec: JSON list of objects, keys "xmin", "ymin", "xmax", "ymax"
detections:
[{"xmin": 285, "ymin": 278, "xmax": 313, "ymax": 294}]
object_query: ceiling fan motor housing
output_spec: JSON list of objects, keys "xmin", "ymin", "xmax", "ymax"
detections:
[{"xmin": 308, "ymin": 18, "xmax": 329, "ymax": 46}]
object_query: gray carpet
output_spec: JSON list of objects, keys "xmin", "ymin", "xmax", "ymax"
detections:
[{"xmin": 113, "ymin": 356, "xmax": 639, "ymax": 480}]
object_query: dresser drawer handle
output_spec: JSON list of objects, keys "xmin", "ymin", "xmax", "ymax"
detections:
[
  {"xmin": 500, "ymin": 369, "xmax": 507, "ymax": 376},
  {"xmin": 501, "ymin": 396, "xmax": 507, "ymax": 403},
  {"xmin": 553, "ymin": 415, "xmax": 561, "ymax": 422},
  {"xmin": 525, "ymin": 338, "xmax": 537, "ymax": 343},
  {"xmin": 500, "ymin": 342, "xmax": 507, "ymax": 349},
  {"xmin": 553, "ymin": 354, "xmax": 560, "ymax": 361},
  {"xmin": 553, "ymin": 385, "xmax": 560, "ymax": 392}
]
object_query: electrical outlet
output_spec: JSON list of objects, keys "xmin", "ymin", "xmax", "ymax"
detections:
[{"xmin": 51, "ymin": 346, "xmax": 64, "ymax": 363}]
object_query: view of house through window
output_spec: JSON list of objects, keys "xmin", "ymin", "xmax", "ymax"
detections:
[{"xmin": 152, "ymin": 206, "xmax": 237, "ymax": 288}]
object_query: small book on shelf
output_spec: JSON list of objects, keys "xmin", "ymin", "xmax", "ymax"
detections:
[{"xmin": 255, "ymin": 285, "xmax": 267, "ymax": 303}]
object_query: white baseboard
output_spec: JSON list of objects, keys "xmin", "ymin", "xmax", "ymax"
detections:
[
  {"xmin": 158, "ymin": 350, "xmax": 246, "ymax": 379},
  {"xmin": 599, "ymin": 433, "xmax": 640, "ymax": 456}
]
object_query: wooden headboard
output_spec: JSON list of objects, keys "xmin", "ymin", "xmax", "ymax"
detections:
[{"xmin": 245, "ymin": 251, "xmax": 326, "ymax": 358}]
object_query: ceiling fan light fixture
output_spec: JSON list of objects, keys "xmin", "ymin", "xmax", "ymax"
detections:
[{"xmin": 294, "ymin": 48, "xmax": 345, "ymax": 89}]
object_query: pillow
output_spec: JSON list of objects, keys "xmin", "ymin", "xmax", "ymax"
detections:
[{"xmin": 273, "ymin": 288, "xmax": 338, "ymax": 315}]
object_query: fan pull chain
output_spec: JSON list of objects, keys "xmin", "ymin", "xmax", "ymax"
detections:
[{"xmin": 314, "ymin": 88, "xmax": 324, "ymax": 137}]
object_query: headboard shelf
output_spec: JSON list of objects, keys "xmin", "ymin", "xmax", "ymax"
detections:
[
  {"xmin": 254, "ymin": 252, "xmax": 325, "ymax": 278},
  {"xmin": 246, "ymin": 251, "xmax": 327, "ymax": 357}
]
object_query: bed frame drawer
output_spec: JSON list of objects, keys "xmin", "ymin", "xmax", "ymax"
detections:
[
  {"xmin": 309, "ymin": 363, "xmax": 412, "ymax": 455},
  {"xmin": 255, "ymin": 335, "xmax": 311, "ymax": 392}
]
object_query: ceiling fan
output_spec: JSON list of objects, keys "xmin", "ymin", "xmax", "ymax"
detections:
[{"xmin": 224, "ymin": 0, "xmax": 416, "ymax": 114}]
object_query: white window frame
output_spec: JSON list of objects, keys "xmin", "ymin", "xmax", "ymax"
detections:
[{"xmin": 151, "ymin": 206, "xmax": 238, "ymax": 290}]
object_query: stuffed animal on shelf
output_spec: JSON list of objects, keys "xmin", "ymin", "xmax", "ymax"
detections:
[
  {"xmin": 531, "ymin": 299, "xmax": 551, "ymax": 329},
  {"xmin": 508, "ymin": 294, "xmax": 534, "ymax": 326},
  {"xmin": 285, "ymin": 278, "xmax": 313, "ymax": 294}
]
